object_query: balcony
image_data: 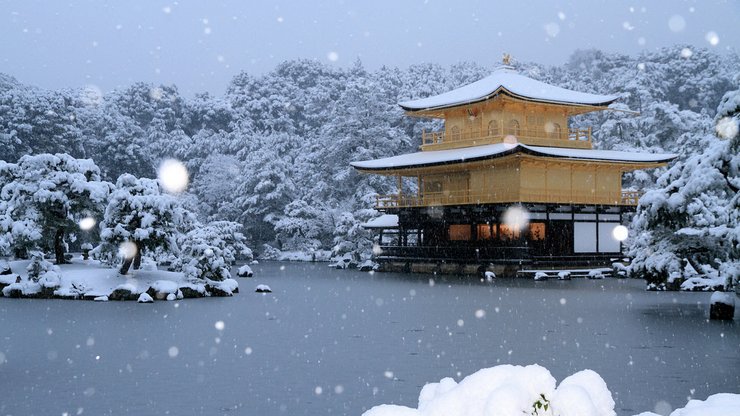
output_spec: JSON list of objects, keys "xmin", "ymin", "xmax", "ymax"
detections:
[
  {"xmin": 421, "ymin": 125, "xmax": 592, "ymax": 150},
  {"xmin": 376, "ymin": 189, "xmax": 641, "ymax": 209}
]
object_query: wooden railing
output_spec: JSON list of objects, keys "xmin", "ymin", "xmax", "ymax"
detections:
[
  {"xmin": 376, "ymin": 189, "xmax": 641, "ymax": 209},
  {"xmin": 421, "ymin": 125, "xmax": 592, "ymax": 150}
]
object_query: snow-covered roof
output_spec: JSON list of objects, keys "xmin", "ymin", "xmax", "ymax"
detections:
[
  {"xmin": 399, "ymin": 67, "xmax": 620, "ymax": 111},
  {"xmin": 351, "ymin": 143, "xmax": 677, "ymax": 171},
  {"xmin": 362, "ymin": 214, "xmax": 399, "ymax": 228}
]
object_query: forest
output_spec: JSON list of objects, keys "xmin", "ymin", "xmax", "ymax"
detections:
[{"xmin": 1, "ymin": 45, "xmax": 738, "ymax": 287}]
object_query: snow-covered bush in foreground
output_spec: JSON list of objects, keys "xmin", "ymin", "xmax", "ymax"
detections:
[
  {"xmin": 628, "ymin": 89, "xmax": 739, "ymax": 290},
  {"xmin": 363, "ymin": 364, "xmax": 740, "ymax": 416},
  {"xmin": 363, "ymin": 364, "xmax": 615, "ymax": 416}
]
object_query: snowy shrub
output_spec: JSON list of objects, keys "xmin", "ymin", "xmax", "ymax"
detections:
[
  {"xmin": 26, "ymin": 251, "xmax": 60, "ymax": 283},
  {"xmin": 363, "ymin": 364, "xmax": 616, "ymax": 416},
  {"xmin": 181, "ymin": 239, "xmax": 231, "ymax": 281},
  {"xmin": 187, "ymin": 221, "xmax": 252, "ymax": 263},
  {"xmin": 177, "ymin": 220, "xmax": 252, "ymax": 281}
]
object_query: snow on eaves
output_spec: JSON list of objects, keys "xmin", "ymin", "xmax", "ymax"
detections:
[
  {"xmin": 362, "ymin": 214, "xmax": 399, "ymax": 228},
  {"xmin": 350, "ymin": 143, "xmax": 677, "ymax": 171},
  {"xmin": 399, "ymin": 67, "xmax": 620, "ymax": 111}
]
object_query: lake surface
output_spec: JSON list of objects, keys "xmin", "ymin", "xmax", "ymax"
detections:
[{"xmin": 1, "ymin": 261, "xmax": 738, "ymax": 416}]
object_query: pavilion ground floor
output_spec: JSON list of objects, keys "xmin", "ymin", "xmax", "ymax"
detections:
[{"xmin": 370, "ymin": 202, "xmax": 633, "ymax": 275}]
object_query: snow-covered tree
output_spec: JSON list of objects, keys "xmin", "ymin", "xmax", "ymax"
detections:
[
  {"xmin": 331, "ymin": 209, "xmax": 376, "ymax": 261},
  {"xmin": 628, "ymin": 89, "xmax": 740, "ymax": 289},
  {"xmin": 178, "ymin": 221, "xmax": 251, "ymax": 281},
  {"xmin": 0, "ymin": 154, "xmax": 110, "ymax": 263},
  {"xmin": 99, "ymin": 174, "xmax": 195, "ymax": 275}
]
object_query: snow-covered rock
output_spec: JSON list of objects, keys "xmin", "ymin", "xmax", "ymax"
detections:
[
  {"xmin": 709, "ymin": 291, "xmax": 735, "ymax": 320},
  {"xmin": 0, "ymin": 260, "xmax": 11, "ymax": 275},
  {"xmin": 166, "ymin": 293, "xmax": 176, "ymax": 301},
  {"xmin": 534, "ymin": 271, "xmax": 548, "ymax": 281},
  {"xmin": 94, "ymin": 295, "xmax": 109, "ymax": 302},
  {"xmin": 207, "ymin": 278, "xmax": 239, "ymax": 296},
  {"xmin": 147, "ymin": 279, "xmax": 179, "ymax": 300},
  {"xmin": 681, "ymin": 277, "xmax": 725, "ymax": 291},
  {"xmin": 588, "ymin": 270, "xmax": 605, "ymax": 279},
  {"xmin": 137, "ymin": 292, "xmax": 153, "ymax": 303},
  {"xmin": 237, "ymin": 264, "xmax": 253, "ymax": 277},
  {"xmin": 109, "ymin": 283, "xmax": 139, "ymax": 301},
  {"xmin": 558, "ymin": 271, "xmax": 572, "ymax": 280},
  {"xmin": 3, "ymin": 281, "xmax": 41, "ymax": 298},
  {"xmin": 359, "ymin": 260, "xmax": 378, "ymax": 272},
  {"xmin": 484, "ymin": 271, "xmax": 496, "ymax": 282},
  {"xmin": 255, "ymin": 284, "xmax": 272, "ymax": 293}
]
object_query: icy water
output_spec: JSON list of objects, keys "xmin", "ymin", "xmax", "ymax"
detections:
[{"xmin": 0, "ymin": 262, "xmax": 738, "ymax": 416}]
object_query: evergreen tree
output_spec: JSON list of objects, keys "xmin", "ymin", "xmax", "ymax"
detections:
[
  {"xmin": 0, "ymin": 154, "xmax": 110, "ymax": 263},
  {"xmin": 628, "ymin": 89, "xmax": 739, "ymax": 289},
  {"xmin": 99, "ymin": 174, "xmax": 195, "ymax": 275}
]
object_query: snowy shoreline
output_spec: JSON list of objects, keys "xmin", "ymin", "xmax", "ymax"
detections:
[{"xmin": 0, "ymin": 257, "xmax": 240, "ymax": 301}]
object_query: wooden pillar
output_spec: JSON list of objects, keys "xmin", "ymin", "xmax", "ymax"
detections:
[{"xmin": 397, "ymin": 175, "xmax": 402, "ymax": 206}]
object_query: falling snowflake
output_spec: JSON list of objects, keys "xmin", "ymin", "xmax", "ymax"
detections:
[
  {"xmin": 543, "ymin": 22, "xmax": 560, "ymax": 37},
  {"xmin": 157, "ymin": 159, "xmax": 189, "ymax": 193},
  {"xmin": 668, "ymin": 15, "xmax": 686, "ymax": 32},
  {"xmin": 705, "ymin": 31, "xmax": 719, "ymax": 46},
  {"xmin": 715, "ymin": 117, "xmax": 739, "ymax": 139},
  {"xmin": 79, "ymin": 217, "xmax": 96, "ymax": 231}
]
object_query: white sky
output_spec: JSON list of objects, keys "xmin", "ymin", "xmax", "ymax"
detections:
[{"xmin": 1, "ymin": 0, "xmax": 738, "ymax": 96}]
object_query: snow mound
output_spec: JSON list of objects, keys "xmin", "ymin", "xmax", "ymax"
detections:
[
  {"xmin": 552, "ymin": 370, "xmax": 615, "ymax": 416},
  {"xmin": 3, "ymin": 281, "xmax": 41, "ymax": 296},
  {"xmin": 363, "ymin": 365, "xmax": 618, "ymax": 416},
  {"xmin": 588, "ymin": 270, "xmax": 605, "ymax": 279},
  {"xmin": 94, "ymin": 296, "xmax": 109, "ymax": 302},
  {"xmin": 681, "ymin": 277, "xmax": 725, "ymax": 291},
  {"xmin": 710, "ymin": 291, "xmax": 735, "ymax": 306},
  {"xmin": 137, "ymin": 293, "xmax": 153, "ymax": 303},
  {"xmin": 558, "ymin": 271, "xmax": 572, "ymax": 280},
  {"xmin": 0, "ymin": 259, "xmax": 11, "ymax": 274},
  {"xmin": 166, "ymin": 293, "xmax": 176, "ymax": 301},
  {"xmin": 255, "ymin": 284, "xmax": 272, "ymax": 293},
  {"xmin": 237, "ymin": 264, "xmax": 253, "ymax": 277},
  {"xmin": 484, "ymin": 271, "xmax": 496, "ymax": 282},
  {"xmin": 151, "ymin": 280, "xmax": 178, "ymax": 294},
  {"xmin": 210, "ymin": 278, "xmax": 239, "ymax": 296},
  {"xmin": 670, "ymin": 393, "xmax": 740, "ymax": 416},
  {"xmin": 534, "ymin": 271, "xmax": 548, "ymax": 281},
  {"xmin": 39, "ymin": 271, "xmax": 61, "ymax": 289}
]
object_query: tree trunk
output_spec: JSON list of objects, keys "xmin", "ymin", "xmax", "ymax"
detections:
[
  {"xmin": 133, "ymin": 246, "xmax": 142, "ymax": 270},
  {"xmin": 120, "ymin": 257, "xmax": 133, "ymax": 275},
  {"xmin": 54, "ymin": 227, "xmax": 67, "ymax": 265},
  {"xmin": 120, "ymin": 242, "xmax": 142, "ymax": 275}
]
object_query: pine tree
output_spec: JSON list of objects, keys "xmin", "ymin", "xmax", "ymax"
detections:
[
  {"xmin": 628, "ymin": 89, "xmax": 739, "ymax": 289},
  {"xmin": 0, "ymin": 154, "xmax": 110, "ymax": 263}
]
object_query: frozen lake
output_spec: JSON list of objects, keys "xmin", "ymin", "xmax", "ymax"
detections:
[{"xmin": 1, "ymin": 261, "xmax": 738, "ymax": 416}]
